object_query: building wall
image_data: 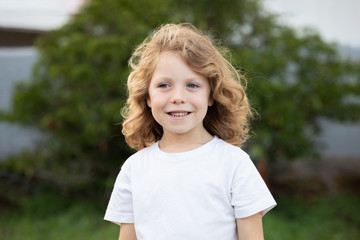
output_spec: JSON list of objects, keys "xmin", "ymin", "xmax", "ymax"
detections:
[
  {"xmin": 0, "ymin": 28, "xmax": 45, "ymax": 46},
  {"xmin": 0, "ymin": 47, "xmax": 43, "ymax": 160}
]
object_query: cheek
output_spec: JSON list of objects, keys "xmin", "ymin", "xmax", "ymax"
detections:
[
  {"xmin": 147, "ymin": 88, "xmax": 157, "ymax": 108},
  {"xmin": 148, "ymin": 90, "xmax": 169, "ymax": 104},
  {"xmin": 203, "ymin": 90, "xmax": 213, "ymax": 107},
  {"xmin": 194, "ymin": 94, "xmax": 212, "ymax": 110},
  {"xmin": 147, "ymin": 94, "xmax": 166, "ymax": 110},
  {"xmin": 208, "ymin": 95, "xmax": 214, "ymax": 106}
]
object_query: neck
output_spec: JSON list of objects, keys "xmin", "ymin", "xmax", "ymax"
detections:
[{"xmin": 159, "ymin": 130, "xmax": 214, "ymax": 153}]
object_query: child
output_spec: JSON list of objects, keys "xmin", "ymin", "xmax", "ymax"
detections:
[{"xmin": 104, "ymin": 23, "xmax": 276, "ymax": 240}]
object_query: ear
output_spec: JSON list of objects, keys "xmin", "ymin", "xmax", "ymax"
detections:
[{"xmin": 147, "ymin": 98, "xmax": 152, "ymax": 108}]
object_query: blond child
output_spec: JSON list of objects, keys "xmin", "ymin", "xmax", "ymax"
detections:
[{"xmin": 104, "ymin": 23, "xmax": 276, "ymax": 240}]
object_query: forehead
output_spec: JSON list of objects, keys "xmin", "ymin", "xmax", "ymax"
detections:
[{"xmin": 151, "ymin": 51, "xmax": 207, "ymax": 82}]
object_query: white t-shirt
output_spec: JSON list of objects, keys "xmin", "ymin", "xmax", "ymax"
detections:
[{"xmin": 104, "ymin": 136, "xmax": 276, "ymax": 240}]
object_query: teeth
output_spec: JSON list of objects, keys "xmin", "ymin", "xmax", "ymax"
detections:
[{"xmin": 170, "ymin": 112, "xmax": 188, "ymax": 117}]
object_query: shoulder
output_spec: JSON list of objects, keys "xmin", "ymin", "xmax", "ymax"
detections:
[
  {"xmin": 210, "ymin": 137, "xmax": 257, "ymax": 175},
  {"xmin": 121, "ymin": 142, "xmax": 158, "ymax": 170},
  {"xmin": 213, "ymin": 137, "xmax": 250, "ymax": 161}
]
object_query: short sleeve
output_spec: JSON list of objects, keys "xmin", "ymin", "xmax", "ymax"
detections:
[
  {"xmin": 104, "ymin": 159, "xmax": 134, "ymax": 225},
  {"xmin": 231, "ymin": 156, "xmax": 276, "ymax": 218}
]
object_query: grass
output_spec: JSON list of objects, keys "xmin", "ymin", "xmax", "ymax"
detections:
[
  {"xmin": 0, "ymin": 193, "xmax": 119, "ymax": 240},
  {"xmin": 1, "ymin": 192, "xmax": 359, "ymax": 240},
  {"xmin": 263, "ymin": 194, "xmax": 360, "ymax": 240},
  {"xmin": 0, "ymin": 207, "xmax": 118, "ymax": 240}
]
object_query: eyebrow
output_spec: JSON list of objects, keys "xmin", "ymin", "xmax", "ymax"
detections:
[{"xmin": 152, "ymin": 75, "xmax": 206, "ymax": 82}]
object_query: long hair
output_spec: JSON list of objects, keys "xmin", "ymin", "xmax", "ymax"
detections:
[{"xmin": 122, "ymin": 23, "xmax": 252, "ymax": 150}]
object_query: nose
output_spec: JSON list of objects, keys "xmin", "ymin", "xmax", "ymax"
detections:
[{"xmin": 171, "ymin": 87, "xmax": 186, "ymax": 104}]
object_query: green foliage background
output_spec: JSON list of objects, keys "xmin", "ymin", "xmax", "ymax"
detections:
[{"xmin": 1, "ymin": 0, "xmax": 360, "ymax": 203}]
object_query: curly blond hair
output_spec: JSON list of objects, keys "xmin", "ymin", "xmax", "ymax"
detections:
[{"xmin": 121, "ymin": 23, "xmax": 252, "ymax": 150}]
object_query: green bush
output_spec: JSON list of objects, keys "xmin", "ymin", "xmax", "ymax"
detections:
[{"xmin": 1, "ymin": 0, "xmax": 360, "ymax": 201}]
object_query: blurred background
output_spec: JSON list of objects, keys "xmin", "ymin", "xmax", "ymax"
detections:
[{"xmin": 0, "ymin": 0, "xmax": 359, "ymax": 239}]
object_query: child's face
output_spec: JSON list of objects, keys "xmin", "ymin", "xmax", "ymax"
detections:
[{"xmin": 147, "ymin": 51, "xmax": 213, "ymax": 139}]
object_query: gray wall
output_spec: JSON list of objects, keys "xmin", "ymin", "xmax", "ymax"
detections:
[{"xmin": 0, "ymin": 47, "xmax": 43, "ymax": 160}]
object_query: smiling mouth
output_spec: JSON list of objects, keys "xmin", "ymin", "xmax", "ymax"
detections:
[{"xmin": 168, "ymin": 112, "xmax": 190, "ymax": 117}]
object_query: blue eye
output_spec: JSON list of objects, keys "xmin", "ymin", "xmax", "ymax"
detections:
[
  {"xmin": 159, "ymin": 83, "xmax": 170, "ymax": 88},
  {"xmin": 187, "ymin": 83, "xmax": 199, "ymax": 88}
]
